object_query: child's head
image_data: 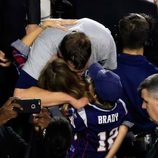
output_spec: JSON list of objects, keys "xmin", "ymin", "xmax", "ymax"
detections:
[
  {"xmin": 44, "ymin": 116, "xmax": 72, "ymax": 158},
  {"xmin": 88, "ymin": 63, "xmax": 123, "ymax": 104}
]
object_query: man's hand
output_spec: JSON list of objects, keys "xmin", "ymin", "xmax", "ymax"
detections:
[
  {"xmin": 0, "ymin": 51, "xmax": 11, "ymax": 67},
  {"xmin": 0, "ymin": 97, "xmax": 21, "ymax": 125},
  {"xmin": 32, "ymin": 108, "xmax": 52, "ymax": 131}
]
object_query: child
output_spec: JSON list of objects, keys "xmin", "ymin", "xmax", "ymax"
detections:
[
  {"xmin": 29, "ymin": 58, "xmax": 132, "ymax": 158},
  {"xmin": 69, "ymin": 63, "xmax": 133, "ymax": 158}
]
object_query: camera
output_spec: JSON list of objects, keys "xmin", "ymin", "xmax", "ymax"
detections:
[{"xmin": 13, "ymin": 99, "xmax": 41, "ymax": 113}]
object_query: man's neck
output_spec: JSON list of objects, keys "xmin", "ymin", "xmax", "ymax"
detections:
[{"xmin": 123, "ymin": 48, "xmax": 144, "ymax": 55}]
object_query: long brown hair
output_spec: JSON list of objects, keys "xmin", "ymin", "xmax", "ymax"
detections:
[{"xmin": 38, "ymin": 58, "xmax": 87, "ymax": 99}]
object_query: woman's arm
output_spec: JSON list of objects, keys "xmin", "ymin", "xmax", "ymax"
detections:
[
  {"xmin": 23, "ymin": 19, "xmax": 77, "ymax": 47},
  {"xmin": 12, "ymin": 19, "xmax": 77, "ymax": 68},
  {"xmin": 14, "ymin": 87, "xmax": 88, "ymax": 109}
]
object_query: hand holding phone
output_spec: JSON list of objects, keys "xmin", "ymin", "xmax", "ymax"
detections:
[{"xmin": 13, "ymin": 99, "xmax": 41, "ymax": 113}]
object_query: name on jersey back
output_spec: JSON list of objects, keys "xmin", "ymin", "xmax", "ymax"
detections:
[{"xmin": 98, "ymin": 113, "xmax": 119, "ymax": 124}]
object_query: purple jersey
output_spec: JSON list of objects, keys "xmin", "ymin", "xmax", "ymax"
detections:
[{"xmin": 69, "ymin": 99, "xmax": 132, "ymax": 158}]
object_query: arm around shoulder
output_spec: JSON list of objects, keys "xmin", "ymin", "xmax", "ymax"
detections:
[{"xmin": 14, "ymin": 87, "xmax": 89, "ymax": 109}]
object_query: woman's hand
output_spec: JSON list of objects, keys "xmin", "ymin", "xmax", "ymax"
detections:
[{"xmin": 42, "ymin": 19, "xmax": 77, "ymax": 31}]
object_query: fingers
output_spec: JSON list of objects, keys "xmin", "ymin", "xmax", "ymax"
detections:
[
  {"xmin": 0, "ymin": 61, "xmax": 11, "ymax": 67},
  {"xmin": 3, "ymin": 97, "xmax": 16, "ymax": 108},
  {"xmin": 0, "ymin": 99, "xmax": 18, "ymax": 121},
  {"xmin": 53, "ymin": 19, "xmax": 77, "ymax": 27},
  {"xmin": 42, "ymin": 18, "xmax": 77, "ymax": 31},
  {"xmin": 32, "ymin": 108, "xmax": 51, "ymax": 130},
  {"xmin": 32, "ymin": 108, "xmax": 50, "ymax": 121},
  {"xmin": 4, "ymin": 97, "xmax": 22, "ymax": 112},
  {"xmin": 44, "ymin": 18, "xmax": 77, "ymax": 24},
  {"xmin": 0, "ymin": 56, "xmax": 8, "ymax": 62},
  {"xmin": 59, "ymin": 19, "xmax": 77, "ymax": 25},
  {"xmin": 0, "ymin": 50, "xmax": 7, "ymax": 61},
  {"xmin": 33, "ymin": 116, "xmax": 49, "ymax": 130},
  {"xmin": 0, "ymin": 51, "xmax": 5, "ymax": 58},
  {"xmin": 55, "ymin": 24, "xmax": 68, "ymax": 31},
  {"xmin": 0, "ymin": 50, "xmax": 11, "ymax": 67},
  {"xmin": 12, "ymin": 103, "xmax": 23, "ymax": 111}
]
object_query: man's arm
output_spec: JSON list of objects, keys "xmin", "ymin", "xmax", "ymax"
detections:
[
  {"xmin": 13, "ymin": 19, "xmax": 77, "ymax": 51},
  {"xmin": 14, "ymin": 87, "xmax": 88, "ymax": 109},
  {"xmin": 0, "ymin": 51, "xmax": 11, "ymax": 67},
  {"xmin": 24, "ymin": 19, "xmax": 77, "ymax": 47}
]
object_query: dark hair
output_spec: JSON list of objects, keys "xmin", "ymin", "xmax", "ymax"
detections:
[
  {"xmin": 119, "ymin": 13, "xmax": 150, "ymax": 49},
  {"xmin": 38, "ymin": 58, "xmax": 87, "ymax": 99},
  {"xmin": 138, "ymin": 74, "xmax": 158, "ymax": 99},
  {"xmin": 44, "ymin": 116, "xmax": 72, "ymax": 158},
  {"xmin": 58, "ymin": 32, "xmax": 91, "ymax": 70}
]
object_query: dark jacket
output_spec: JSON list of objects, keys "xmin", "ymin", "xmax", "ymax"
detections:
[
  {"xmin": 27, "ymin": 0, "xmax": 41, "ymax": 24},
  {"xmin": 146, "ymin": 139, "xmax": 158, "ymax": 158},
  {"xmin": 0, "ymin": 0, "xmax": 40, "ymax": 58},
  {"xmin": 0, "ymin": 0, "xmax": 41, "ymax": 105},
  {"xmin": 0, "ymin": 125, "xmax": 27, "ymax": 158},
  {"xmin": 73, "ymin": 0, "xmax": 158, "ymax": 66},
  {"xmin": 73, "ymin": 0, "xmax": 158, "ymax": 32},
  {"xmin": 113, "ymin": 53, "xmax": 158, "ymax": 134}
]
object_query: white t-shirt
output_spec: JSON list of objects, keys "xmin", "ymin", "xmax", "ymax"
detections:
[{"xmin": 23, "ymin": 18, "xmax": 117, "ymax": 80}]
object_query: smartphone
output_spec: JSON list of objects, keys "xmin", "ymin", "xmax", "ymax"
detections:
[{"xmin": 13, "ymin": 99, "xmax": 41, "ymax": 113}]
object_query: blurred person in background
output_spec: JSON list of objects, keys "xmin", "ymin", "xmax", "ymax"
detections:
[
  {"xmin": 0, "ymin": 0, "xmax": 40, "ymax": 106},
  {"xmin": 113, "ymin": 13, "xmax": 158, "ymax": 158},
  {"xmin": 138, "ymin": 74, "xmax": 158, "ymax": 158},
  {"xmin": 0, "ymin": 97, "xmax": 27, "ymax": 158}
]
